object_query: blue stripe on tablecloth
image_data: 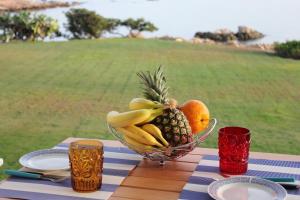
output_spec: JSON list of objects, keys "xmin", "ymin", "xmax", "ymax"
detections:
[
  {"xmin": 188, "ymin": 177, "xmax": 215, "ymax": 185},
  {"xmin": 196, "ymin": 165, "xmax": 300, "ymax": 180},
  {"xmin": 202, "ymin": 155, "xmax": 300, "ymax": 168},
  {"xmin": 104, "ymin": 157, "xmax": 140, "ymax": 165},
  {"xmin": 180, "ymin": 190, "xmax": 213, "ymax": 200},
  {"xmin": 0, "ymin": 189, "xmax": 103, "ymax": 200},
  {"xmin": 6, "ymin": 177, "xmax": 119, "ymax": 192},
  {"xmin": 56, "ymin": 143, "xmax": 137, "ymax": 155},
  {"xmin": 103, "ymin": 168, "xmax": 130, "ymax": 177}
]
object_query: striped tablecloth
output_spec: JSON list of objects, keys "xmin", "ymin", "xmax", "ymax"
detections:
[
  {"xmin": 179, "ymin": 155, "xmax": 300, "ymax": 200},
  {"xmin": 0, "ymin": 142, "xmax": 142, "ymax": 200}
]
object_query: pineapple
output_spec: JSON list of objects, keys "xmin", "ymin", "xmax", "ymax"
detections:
[{"xmin": 137, "ymin": 66, "xmax": 193, "ymax": 147}]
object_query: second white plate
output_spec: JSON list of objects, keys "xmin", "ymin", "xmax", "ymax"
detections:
[
  {"xmin": 19, "ymin": 149, "xmax": 69, "ymax": 171},
  {"xmin": 208, "ymin": 176, "xmax": 287, "ymax": 200}
]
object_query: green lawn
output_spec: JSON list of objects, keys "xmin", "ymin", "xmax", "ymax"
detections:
[{"xmin": 0, "ymin": 39, "xmax": 299, "ymax": 178}]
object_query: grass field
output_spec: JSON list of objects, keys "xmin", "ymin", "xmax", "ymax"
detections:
[{"xmin": 0, "ymin": 39, "xmax": 299, "ymax": 178}]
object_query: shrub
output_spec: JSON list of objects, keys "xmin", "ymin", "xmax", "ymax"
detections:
[
  {"xmin": 65, "ymin": 8, "xmax": 120, "ymax": 39},
  {"xmin": 274, "ymin": 41, "xmax": 300, "ymax": 59},
  {"xmin": 0, "ymin": 11, "xmax": 59, "ymax": 42},
  {"xmin": 194, "ymin": 26, "xmax": 264, "ymax": 42},
  {"xmin": 194, "ymin": 32, "xmax": 236, "ymax": 42}
]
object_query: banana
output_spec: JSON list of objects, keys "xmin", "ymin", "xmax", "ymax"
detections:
[
  {"xmin": 142, "ymin": 124, "xmax": 169, "ymax": 147},
  {"xmin": 125, "ymin": 125, "xmax": 164, "ymax": 147},
  {"xmin": 116, "ymin": 127, "xmax": 146, "ymax": 144},
  {"xmin": 137, "ymin": 111, "xmax": 160, "ymax": 125},
  {"xmin": 123, "ymin": 135, "xmax": 154, "ymax": 153},
  {"xmin": 107, "ymin": 109, "xmax": 155, "ymax": 128},
  {"xmin": 117, "ymin": 126, "xmax": 163, "ymax": 147},
  {"xmin": 129, "ymin": 98, "xmax": 163, "ymax": 110}
]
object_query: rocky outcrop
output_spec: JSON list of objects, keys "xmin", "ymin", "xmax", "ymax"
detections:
[
  {"xmin": 235, "ymin": 26, "xmax": 264, "ymax": 41},
  {"xmin": 157, "ymin": 35, "xmax": 177, "ymax": 41},
  {"xmin": 191, "ymin": 38, "xmax": 216, "ymax": 45},
  {"xmin": 226, "ymin": 40, "xmax": 240, "ymax": 47},
  {"xmin": 249, "ymin": 43, "xmax": 274, "ymax": 51},
  {"xmin": 191, "ymin": 38, "xmax": 204, "ymax": 44},
  {"xmin": 0, "ymin": 0, "xmax": 78, "ymax": 11},
  {"xmin": 194, "ymin": 31, "xmax": 236, "ymax": 42},
  {"xmin": 195, "ymin": 26, "xmax": 264, "ymax": 42}
]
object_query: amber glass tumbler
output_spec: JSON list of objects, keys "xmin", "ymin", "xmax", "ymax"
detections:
[
  {"xmin": 218, "ymin": 127, "xmax": 251, "ymax": 175},
  {"xmin": 69, "ymin": 140, "xmax": 103, "ymax": 192}
]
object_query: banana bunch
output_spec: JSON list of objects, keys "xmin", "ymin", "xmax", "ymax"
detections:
[
  {"xmin": 107, "ymin": 98, "xmax": 168, "ymax": 153},
  {"xmin": 107, "ymin": 98, "xmax": 164, "ymax": 128},
  {"xmin": 117, "ymin": 124, "xmax": 169, "ymax": 153}
]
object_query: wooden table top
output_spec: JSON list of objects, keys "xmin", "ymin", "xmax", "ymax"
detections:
[{"xmin": 1, "ymin": 137, "xmax": 300, "ymax": 200}]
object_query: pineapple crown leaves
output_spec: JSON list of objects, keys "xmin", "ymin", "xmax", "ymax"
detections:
[{"xmin": 137, "ymin": 66, "xmax": 169, "ymax": 104}]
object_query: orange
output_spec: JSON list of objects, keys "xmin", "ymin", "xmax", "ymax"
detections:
[{"xmin": 179, "ymin": 100, "xmax": 210, "ymax": 134}]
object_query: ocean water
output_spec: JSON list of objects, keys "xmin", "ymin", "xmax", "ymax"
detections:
[{"xmin": 37, "ymin": 0, "xmax": 300, "ymax": 43}]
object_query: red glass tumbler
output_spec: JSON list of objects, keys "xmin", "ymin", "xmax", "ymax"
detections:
[{"xmin": 218, "ymin": 127, "xmax": 251, "ymax": 174}]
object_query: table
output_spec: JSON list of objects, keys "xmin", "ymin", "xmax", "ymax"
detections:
[{"xmin": 1, "ymin": 137, "xmax": 300, "ymax": 200}]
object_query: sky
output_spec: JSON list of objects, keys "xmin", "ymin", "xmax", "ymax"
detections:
[{"xmin": 42, "ymin": 0, "xmax": 300, "ymax": 43}]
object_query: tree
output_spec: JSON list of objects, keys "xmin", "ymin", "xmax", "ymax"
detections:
[
  {"xmin": 31, "ymin": 14, "xmax": 60, "ymax": 40},
  {"xmin": 121, "ymin": 18, "xmax": 158, "ymax": 37},
  {"xmin": 105, "ymin": 18, "xmax": 122, "ymax": 36},
  {"xmin": 0, "ymin": 13, "xmax": 13, "ymax": 42},
  {"xmin": 65, "ymin": 8, "xmax": 120, "ymax": 39},
  {"xmin": 0, "ymin": 11, "xmax": 59, "ymax": 42}
]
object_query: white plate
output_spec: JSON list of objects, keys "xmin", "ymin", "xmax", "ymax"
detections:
[
  {"xmin": 19, "ymin": 149, "xmax": 69, "ymax": 171},
  {"xmin": 208, "ymin": 176, "xmax": 287, "ymax": 200}
]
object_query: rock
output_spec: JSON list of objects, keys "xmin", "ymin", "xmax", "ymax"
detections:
[
  {"xmin": 175, "ymin": 37, "xmax": 185, "ymax": 42},
  {"xmin": 128, "ymin": 32, "xmax": 144, "ymax": 39},
  {"xmin": 214, "ymin": 28, "xmax": 234, "ymax": 35},
  {"xmin": 249, "ymin": 43, "xmax": 274, "ymax": 51},
  {"xmin": 264, "ymin": 44, "xmax": 274, "ymax": 51},
  {"xmin": 157, "ymin": 35, "xmax": 176, "ymax": 41},
  {"xmin": 203, "ymin": 38, "xmax": 215, "ymax": 44},
  {"xmin": 0, "ymin": 0, "xmax": 76, "ymax": 11},
  {"xmin": 236, "ymin": 26, "xmax": 264, "ymax": 41},
  {"xmin": 226, "ymin": 40, "xmax": 239, "ymax": 47},
  {"xmin": 191, "ymin": 38, "xmax": 204, "ymax": 44}
]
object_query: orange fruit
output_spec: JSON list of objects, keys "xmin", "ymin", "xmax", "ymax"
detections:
[{"xmin": 179, "ymin": 100, "xmax": 210, "ymax": 134}]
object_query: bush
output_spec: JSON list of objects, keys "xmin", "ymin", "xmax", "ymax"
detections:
[
  {"xmin": 194, "ymin": 31, "xmax": 236, "ymax": 42},
  {"xmin": 0, "ymin": 11, "xmax": 59, "ymax": 42},
  {"xmin": 194, "ymin": 26, "xmax": 264, "ymax": 42},
  {"xmin": 65, "ymin": 8, "xmax": 120, "ymax": 39},
  {"xmin": 274, "ymin": 41, "xmax": 300, "ymax": 59}
]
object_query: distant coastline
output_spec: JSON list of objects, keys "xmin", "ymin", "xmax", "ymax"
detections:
[{"xmin": 0, "ymin": 0, "xmax": 78, "ymax": 11}]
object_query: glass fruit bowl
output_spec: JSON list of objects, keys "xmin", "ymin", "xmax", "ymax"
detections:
[{"xmin": 108, "ymin": 118, "xmax": 217, "ymax": 165}]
